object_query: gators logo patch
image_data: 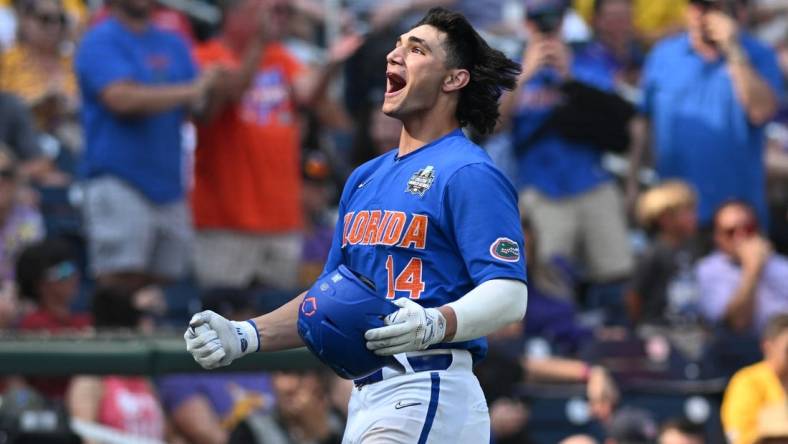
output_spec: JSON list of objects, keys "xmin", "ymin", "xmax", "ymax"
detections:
[{"xmin": 490, "ymin": 238, "xmax": 520, "ymax": 262}]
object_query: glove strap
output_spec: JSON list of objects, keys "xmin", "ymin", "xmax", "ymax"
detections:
[
  {"xmin": 246, "ymin": 319, "xmax": 261, "ymax": 352},
  {"xmin": 423, "ymin": 308, "xmax": 447, "ymax": 347},
  {"xmin": 234, "ymin": 319, "xmax": 260, "ymax": 355}
]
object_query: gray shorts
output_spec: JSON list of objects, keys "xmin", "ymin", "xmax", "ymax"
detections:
[
  {"xmin": 193, "ymin": 230, "xmax": 303, "ymax": 289},
  {"xmin": 82, "ymin": 176, "xmax": 193, "ymax": 280},
  {"xmin": 520, "ymin": 182, "xmax": 634, "ymax": 282}
]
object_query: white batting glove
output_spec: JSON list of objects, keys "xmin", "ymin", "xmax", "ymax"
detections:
[
  {"xmin": 184, "ymin": 310, "xmax": 259, "ymax": 369},
  {"xmin": 364, "ymin": 298, "xmax": 447, "ymax": 356}
]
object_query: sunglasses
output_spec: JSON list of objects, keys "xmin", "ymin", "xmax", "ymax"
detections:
[
  {"xmin": 32, "ymin": 11, "xmax": 66, "ymax": 26},
  {"xmin": 717, "ymin": 221, "xmax": 756, "ymax": 239},
  {"xmin": 45, "ymin": 261, "xmax": 77, "ymax": 282}
]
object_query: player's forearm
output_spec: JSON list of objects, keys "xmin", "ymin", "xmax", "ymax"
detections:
[
  {"xmin": 252, "ymin": 292, "xmax": 307, "ymax": 352},
  {"xmin": 444, "ymin": 279, "xmax": 527, "ymax": 342}
]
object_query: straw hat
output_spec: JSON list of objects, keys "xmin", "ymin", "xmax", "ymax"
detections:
[{"xmin": 636, "ymin": 180, "xmax": 697, "ymax": 229}]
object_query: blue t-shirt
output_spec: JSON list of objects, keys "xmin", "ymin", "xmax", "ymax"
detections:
[
  {"xmin": 511, "ymin": 41, "xmax": 619, "ymax": 198},
  {"xmin": 641, "ymin": 33, "xmax": 785, "ymax": 225},
  {"xmin": 75, "ymin": 18, "xmax": 196, "ymax": 203},
  {"xmin": 321, "ymin": 129, "xmax": 528, "ymax": 362}
]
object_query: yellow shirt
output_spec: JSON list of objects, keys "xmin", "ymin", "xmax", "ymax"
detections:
[
  {"xmin": 573, "ymin": 0, "xmax": 687, "ymax": 41},
  {"xmin": 0, "ymin": 0, "xmax": 87, "ymax": 25},
  {"xmin": 0, "ymin": 45, "xmax": 77, "ymax": 106},
  {"xmin": 721, "ymin": 361, "xmax": 787, "ymax": 444}
]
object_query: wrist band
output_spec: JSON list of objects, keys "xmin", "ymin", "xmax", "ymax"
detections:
[{"xmin": 246, "ymin": 319, "xmax": 261, "ymax": 352}]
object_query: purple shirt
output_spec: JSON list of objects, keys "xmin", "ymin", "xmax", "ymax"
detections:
[
  {"xmin": 696, "ymin": 251, "xmax": 788, "ymax": 333},
  {"xmin": 157, "ymin": 373, "xmax": 275, "ymax": 422}
]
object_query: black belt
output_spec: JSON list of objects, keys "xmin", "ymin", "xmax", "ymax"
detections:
[{"xmin": 354, "ymin": 354, "xmax": 453, "ymax": 388}]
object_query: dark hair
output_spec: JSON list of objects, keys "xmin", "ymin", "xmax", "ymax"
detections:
[
  {"xmin": 15, "ymin": 238, "xmax": 76, "ymax": 303},
  {"xmin": 414, "ymin": 7, "xmax": 521, "ymax": 135},
  {"xmin": 92, "ymin": 285, "xmax": 142, "ymax": 329},
  {"xmin": 659, "ymin": 417, "xmax": 704, "ymax": 440}
]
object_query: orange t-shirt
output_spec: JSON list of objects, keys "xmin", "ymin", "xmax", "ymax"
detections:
[{"xmin": 192, "ymin": 40, "xmax": 303, "ymax": 232}]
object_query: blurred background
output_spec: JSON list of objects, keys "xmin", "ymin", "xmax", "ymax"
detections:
[{"xmin": 0, "ymin": 0, "xmax": 786, "ymax": 442}]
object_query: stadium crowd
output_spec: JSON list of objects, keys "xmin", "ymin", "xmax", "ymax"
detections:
[{"xmin": 0, "ymin": 0, "xmax": 787, "ymax": 442}]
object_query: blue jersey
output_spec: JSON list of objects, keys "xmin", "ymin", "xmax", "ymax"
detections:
[{"xmin": 322, "ymin": 129, "xmax": 528, "ymax": 362}]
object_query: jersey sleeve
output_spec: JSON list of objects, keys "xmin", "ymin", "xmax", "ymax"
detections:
[
  {"xmin": 442, "ymin": 162, "xmax": 528, "ymax": 285},
  {"xmin": 75, "ymin": 33, "xmax": 136, "ymax": 98}
]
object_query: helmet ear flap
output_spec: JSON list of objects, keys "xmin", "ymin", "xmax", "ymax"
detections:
[{"xmin": 297, "ymin": 265, "xmax": 399, "ymax": 380}]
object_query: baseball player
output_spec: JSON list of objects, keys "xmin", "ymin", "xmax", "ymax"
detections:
[{"xmin": 185, "ymin": 7, "xmax": 528, "ymax": 443}]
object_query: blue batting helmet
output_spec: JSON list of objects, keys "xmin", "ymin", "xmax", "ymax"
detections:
[{"xmin": 297, "ymin": 265, "xmax": 400, "ymax": 379}]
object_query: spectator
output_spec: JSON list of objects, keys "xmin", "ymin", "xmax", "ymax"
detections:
[
  {"xmin": 74, "ymin": 0, "xmax": 217, "ymax": 291},
  {"xmin": 15, "ymin": 238, "xmax": 88, "ymax": 400},
  {"xmin": 67, "ymin": 285, "xmax": 167, "ymax": 443},
  {"xmin": 0, "ymin": 0, "xmax": 77, "ymax": 110},
  {"xmin": 478, "ymin": 322, "xmax": 615, "ymax": 443},
  {"xmin": 697, "ymin": 200, "xmax": 788, "ymax": 334},
  {"xmin": 721, "ymin": 313, "xmax": 788, "ymax": 444},
  {"xmin": 16, "ymin": 238, "xmax": 86, "ymax": 331},
  {"xmin": 765, "ymin": 34, "xmax": 788, "ymax": 255},
  {"xmin": 659, "ymin": 418, "xmax": 705, "ymax": 444},
  {"xmin": 0, "ymin": 0, "xmax": 80, "ymax": 189},
  {"xmin": 191, "ymin": 0, "xmax": 360, "ymax": 293},
  {"xmin": 627, "ymin": 180, "xmax": 701, "ymax": 325},
  {"xmin": 521, "ymin": 216, "xmax": 593, "ymax": 353},
  {"xmin": 264, "ymin": 370, "xmax": 344, "ymax": 444},
  {"xmin": 574, "ymin": 0, "xmax": 688, "ymax": 45},
  {"xmin": 633, "ymin": 0, "xmax": 784, "ymax": 229},
  {"xmin": 299, "ymin": 152, "xmax": 337, "ymax": 288},
  {"xmin": 588, "ymin": 0, "xmax": 645, "ymax": 90},
  {"xmin": 158, "ymin": 289, "xmax": 276, "ymax": 444},
  {"xmin": 501, "ymin": 0, "xmax": 634, "ymax": 320},
  {"xmin": 605, "ymin": 406, "xmax": 659, "ymax": 444},
  {"xmin": 0, "ymin": 90, "xmax": 46, "ymax": 171},
  {"xmin": 0, "ymin": 148, "xmax": 44, "ymax": 284}
]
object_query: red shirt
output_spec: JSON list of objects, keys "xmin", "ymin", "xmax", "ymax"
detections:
[{"xmin": 18, "ymin": 309, "xmax": 92, "ymax": 399}]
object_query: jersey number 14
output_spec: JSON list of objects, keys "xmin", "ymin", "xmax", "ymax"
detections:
[{"xmin": 385, "ymin": 255, "xmax": 425, "ymax": 299}]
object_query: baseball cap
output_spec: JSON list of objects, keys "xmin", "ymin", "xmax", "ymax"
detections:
[
  {"xmin": 524, "ymin": 0, "xmax": 568, "ymax": 17},
  {"xmin": 607, "ymin": 407, "xmax": 658, "ymax": 444}
]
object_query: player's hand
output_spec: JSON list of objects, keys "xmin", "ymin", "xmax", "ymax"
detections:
[
  {"xmin": 364, "ymin": 298, "xmax": 447, "ymax": 356},
  {"xmin": 184, "ymin": 310, "xmax": 259, "ymax": 369}
]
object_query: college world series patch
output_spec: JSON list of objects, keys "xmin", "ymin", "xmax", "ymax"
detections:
[
  {"xmin": 490, "ymin": 237, "xmax": 520, "ymax": 262},
  {"xmin": 406, "ymin": 166, "xmax": 436, "ymax": 197}
]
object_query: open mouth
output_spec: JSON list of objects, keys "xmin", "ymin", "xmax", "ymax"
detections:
[{"xmin": 386, "ymin": 72, "xmax": 407, "ymax": 95}]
